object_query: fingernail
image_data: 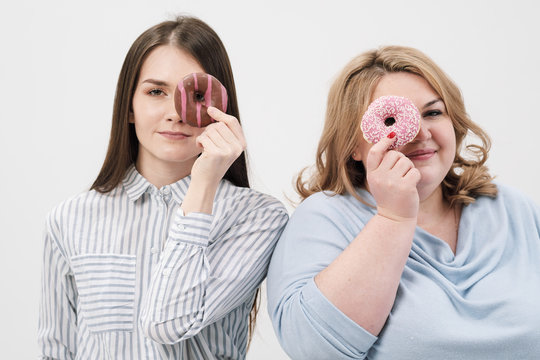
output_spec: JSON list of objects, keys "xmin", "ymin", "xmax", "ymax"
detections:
[{"xmin": 387, "ymin": 132, "xmax": 396, "ymax": 139}]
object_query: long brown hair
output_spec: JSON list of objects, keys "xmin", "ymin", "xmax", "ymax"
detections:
[
  {"xmin": 91, "ymin": 16, "xmax": 259, "ymax": 344},
  {"xmin": 297, "ymin": 45, "xmax": 497, "ymax": 206}
]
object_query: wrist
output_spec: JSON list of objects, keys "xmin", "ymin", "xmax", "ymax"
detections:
[
  {"xmin": 181, "ymin": 180, "xmax": 219, "ymax": 215},
  {"xmin": 375, "ymin": 208, "xmax": 417, "ymax": 224}
]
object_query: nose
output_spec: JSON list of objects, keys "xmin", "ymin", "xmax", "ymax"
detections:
[
  {"xmin": 166, "ymin": 97, "xmax": 182, "ymax": 123},
  {"xmin": 412, "ymin": 119, "xmax": 431, "ymax": 142}
]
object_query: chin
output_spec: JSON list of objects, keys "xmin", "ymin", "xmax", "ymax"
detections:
[{"xmin": 417, "ymin": 180, "xmax": 444, "ymax": 202}]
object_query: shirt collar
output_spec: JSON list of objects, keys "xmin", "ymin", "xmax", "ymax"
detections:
[{"xmin": 122, "ymin": 165, "xmax": 192, "ymax": 203}]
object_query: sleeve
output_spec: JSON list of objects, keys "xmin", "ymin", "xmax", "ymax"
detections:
[
  {"xmin": 38, "ymin": 215, "xmax": 78, "ymax": 360},
  {"xmin": 266, "ymin": 194, "xmax": 378, "ymax": 360},
  {"xmin": 140, "ymin": 194, "xmax": 288, "ymax": 344}
]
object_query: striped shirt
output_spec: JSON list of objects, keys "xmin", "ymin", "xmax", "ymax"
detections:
[{"xmin": 38, "ymin": 165, "xmax": 288, "ymax": 359}]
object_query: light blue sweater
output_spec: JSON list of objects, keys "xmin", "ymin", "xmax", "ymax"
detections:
[{"xmin": 267, "ymin": 184, "xmax": 540, "ymax": 359}]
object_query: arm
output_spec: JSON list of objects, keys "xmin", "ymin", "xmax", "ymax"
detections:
[
  {"xmin": 38, "ymin": 216, "xmax": 78, "ymax": 359},
  {"xmin": 140, "ymin": 195, "xmax": 288, "ymax": 343},
  {"xmin": 315, "ymin": 135, "xmax": 420, "ymax": 336},
  {"xmin": 267, "ymin": 136, "xmax": 420, "ymax": 359},
  {"xmin": 140, "ymin": 107, "xmax": 289, "ymax": 343}
]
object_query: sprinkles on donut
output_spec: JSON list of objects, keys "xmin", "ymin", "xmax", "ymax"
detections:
[
  {"xmin": 361, "ymin": 95, "xmax": 421, "ymax": 148},
  {"xmin": 174, "ymin": 72, "xmax": 228, "ymax": 127}
]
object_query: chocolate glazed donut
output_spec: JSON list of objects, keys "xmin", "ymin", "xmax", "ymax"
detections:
[{"xmin": 174, "ymin": 72, "xmax": 228, "ymax": 127}]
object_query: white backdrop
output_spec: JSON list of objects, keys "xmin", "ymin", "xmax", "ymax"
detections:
[{"xmin": 1, "ymin": 1, "xmax": 539, "ymax": 359}]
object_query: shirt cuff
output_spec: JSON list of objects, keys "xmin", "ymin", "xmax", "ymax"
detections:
[
  {"xmin": 302, "ymin": 277, "xmax": 378, "ymax": 352},
  {"xmin": 168, "ymin": 207, "xmax": 214, "ymax": 247}
]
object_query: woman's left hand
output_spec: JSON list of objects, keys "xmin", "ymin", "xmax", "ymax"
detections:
[
  {"xmin": 190, "ymin": 106, "xmax": 246, "ymax": 187},
  {"xmin": 181, "ymin": 107, "xmax": 245, "ymax": 215}
]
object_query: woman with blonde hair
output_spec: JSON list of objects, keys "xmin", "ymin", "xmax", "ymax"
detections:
[
  {"xmin": 267, "ymin": 46, "xmax": 540, "ymax": 359},
  {"xmin": 38, "ymin": 16, "xmax": 288, "ymax": 359}
]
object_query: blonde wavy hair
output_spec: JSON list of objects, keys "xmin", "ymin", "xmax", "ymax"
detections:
[{"xmin": 297, "ymin": 45, "xmax": 497, "ymax": 206}]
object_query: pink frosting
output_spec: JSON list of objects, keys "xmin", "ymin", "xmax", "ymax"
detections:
[
  {"xmin": 361, "ymin": 95, "xmax": 421, "ymax": 148},
  {"xmin": 175, "ymin": 73, "xmax": 228, "ymax": 128}
]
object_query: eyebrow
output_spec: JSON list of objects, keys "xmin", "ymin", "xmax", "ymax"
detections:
[
  {"xmin": 422, "ymin": 99, "xmax": 443, "ymax": 109},
  {"xmin": 140, "ymin": 79, "xmax": 170, "ymax": 87}
]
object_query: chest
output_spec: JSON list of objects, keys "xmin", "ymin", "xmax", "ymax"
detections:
[
  {"xmin": 369, "ymin": 244, "xmax": 540, "ymax": 359},
  {"xmin": 64, "ymin": 196, "xmax": 179, "ymax": 254}
]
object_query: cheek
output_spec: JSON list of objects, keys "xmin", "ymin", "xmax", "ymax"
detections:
[
  {"xmin": 354, "ymin": 136, "xmax": 373, "ymax": 162},
  {"xmin": 132, "ymin": 96, "xmax": 162, "ymax": 123},
  {"xmin": 439, "ymin": 121, "xmax": 457, "ymax": 163}
]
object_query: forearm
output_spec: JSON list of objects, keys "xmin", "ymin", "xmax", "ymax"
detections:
[
  {"xmin": 141, "ymin": 196, "xmax": 288, "ymax": 343},
  {"xmin": 181, "ymin": 178, "xmax": 219, "ymax": 215},
  {"xmin": 314, "ymin": 213, "xmax": 415, "ymax": 336},
  {"xmin": 140, "ymin": 210, "xmax": 212, "ymax": 343}
]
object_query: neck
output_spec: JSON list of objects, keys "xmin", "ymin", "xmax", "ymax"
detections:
[
  {"xmin": 417, "ymin": 186, "xmax": 449, "ymax": 227},
  {"xmin": 417, "ymin": 185, "xmax": 461, "ymax": 254},
  {"xmin": 135, "ymin": 156, "xmax": 194, "ymax": 188}
]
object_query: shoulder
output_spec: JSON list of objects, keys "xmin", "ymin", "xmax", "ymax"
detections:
[
  {"xmin": 295, "ymin": 189, "xmax": 375, "ymax": 220},
  {"xmin": 46, "ymin": 187, "xmax": 123, "ymax": 230},
  {"xmin": 476, "ymin": 182, "xmax": 538, "ymax": 210},
  {"xmin": 213, "ymin": 182, "xmax": 289, "ymax": 228},
  {"xmin": 468, "ymin": 183, "xmax": 540, "ymax": 224},
  {"xmin": 285, "ymin": 190, "xmax": 376, "ymax": 237},
  {"xmin": 216, "ymin": 181, "xmax": 288, "ymax": 215}
]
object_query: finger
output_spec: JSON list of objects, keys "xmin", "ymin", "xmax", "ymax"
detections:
[
  {"xmin": 206, "ymin": 121, "xmax": 242, "ymax": 147},
  {"xmin": 203, "ymin": 124, "xmax": 245, "ymax": 158},
  {"xmin": 196, "ymin": 133, "xmax": 220, "ymax": 154},
  {"xmin": 378, "ymin": 150, "xmax": 405, "ymax": 171},
  {"xmin": 392, "ymin": 156, "xmax": 415, "ymax": 177},
  {"xmin": 365, "ymin": 134, "xmax": 398, "ymax": 172},
  {"xmin": 403, "ymin": 167, "xmax": 421, "ymax": 185},
  {"xmin": 207, "ymin": 106, "xmax": 246, "ymax": 145},
  {"xmin": 203, "ymin": 125, "xmax": 234, "ymax": 150}
]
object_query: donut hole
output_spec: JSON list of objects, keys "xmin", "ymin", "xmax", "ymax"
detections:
[
  {"xmin": 194, "ymin": 91, "xmax": 206, "ymax": 103},
  {"xmin": 384, "ymin": 117, "xmax": 396, "ymax": 127}
]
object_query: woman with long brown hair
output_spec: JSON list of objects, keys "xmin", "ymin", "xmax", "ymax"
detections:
[
  {"xmin": 267, "ymin": 46, "xmax": 540, "ymax": 359},
  {"xmin": 38, "ymin": 16, "xmax": 287, "ymax": 359}
]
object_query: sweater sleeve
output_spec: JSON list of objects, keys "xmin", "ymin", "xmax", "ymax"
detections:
[
  {"xmin": 140, "ymin": 193, "xmax": 288, "ymax": 344},
  {"xmin": 38, "ymin": 214, "xmax": 78, "ymax": 360},
  {"xmin": 267, "ymin": 193, "xmax": 377, "ymax": 359}
]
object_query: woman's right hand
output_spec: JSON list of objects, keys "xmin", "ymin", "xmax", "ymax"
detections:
[{"xmin": 365, "ymin": 134, "xmax": 421, "ymax": 222}]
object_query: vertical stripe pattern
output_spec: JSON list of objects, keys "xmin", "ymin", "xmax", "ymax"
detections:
[{"xmin": 38, "ymin": 165, "xmax": 288, "ymax": 359}]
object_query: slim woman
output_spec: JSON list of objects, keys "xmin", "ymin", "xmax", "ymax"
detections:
[
  {"xmin": 267, "ymin": 46, "xmax": 540, "ymax": 359},
  {"xmin": 38, "ymin": 16, "xmax": 288, "ymax": 359}
]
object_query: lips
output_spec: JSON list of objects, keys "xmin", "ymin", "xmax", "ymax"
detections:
[
  {"xmin": 158, "ymin": 131, "xmax": 190, "ymax": 140},
  {"xmin": 404, "ymin": 148, "xmax": 436, "ymax": 160}
]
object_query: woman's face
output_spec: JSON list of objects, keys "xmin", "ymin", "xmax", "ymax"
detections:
[
  {"xmin": 130, "ymin": 45, "xmax": 205, "ymax": 173},
  {"xmin": 354, "ymin": 72, "xmax": 456, "ymax": 201}
]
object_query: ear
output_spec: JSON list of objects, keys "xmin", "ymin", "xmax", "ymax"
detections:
[
  {"xmin": 128, "ymin": 111, "xmax": 135, "ymax": 124},
  {"xmin": 351, "ymin": 143, "xmax": 363, "ymax": 161}
]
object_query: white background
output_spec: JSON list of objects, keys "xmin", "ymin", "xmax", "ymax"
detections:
[{"xmin": 1, "ymin": 0, "xmax": 539, "ymax": 359}]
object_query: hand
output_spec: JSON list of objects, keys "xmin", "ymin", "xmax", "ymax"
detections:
[
  {"xmin": 365, "ymin": 135, "xmax": 421, "ymax": 222},
  {"xmin": 190, "ymin": 106, "xmax": 246, "ymax": 186}
]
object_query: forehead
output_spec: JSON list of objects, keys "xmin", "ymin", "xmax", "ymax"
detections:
[
  {"xmin": 372, "ymin": 72, "xmax": 440, "ymax": 107},
  {"xmin": 139, "ymin": 45, "xmax": 204, "ymax": 82}
]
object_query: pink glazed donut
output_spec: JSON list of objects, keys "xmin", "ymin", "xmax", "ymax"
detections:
[
  {"xmin": 174, "ymin": 72, "xmax": 228, "ymax": 128},
  {"xmin": 361, "ymin": 95, "xmax": 421, "ymax": 148}
]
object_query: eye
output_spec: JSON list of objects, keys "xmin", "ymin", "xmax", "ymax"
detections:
[
  {"xmin": 423, "ymin": 110, "xmax": 442, "ymax": 118},
  {"xmin": 148, "ymin": 88, "xmax": 165, "ymax": 96},
  {"xmin": 194, "ymin": 91, "xmax": 205, "ymax": 102}
]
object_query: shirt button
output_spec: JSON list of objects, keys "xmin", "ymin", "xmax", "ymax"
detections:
[
  {"xmin": 162, "ymin": 186, "xmax": 171, "ymax": 195},
  {"xmin": 178, "ymin": 224, "xmax": 186, "ymax": 231},
  {"xmin": 150, "ymin": 247, "xmax": 159, "ymax": 254},
  {"xmin": 162, "ymin": 268, "xmax": 172, "ymax": 276}
]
